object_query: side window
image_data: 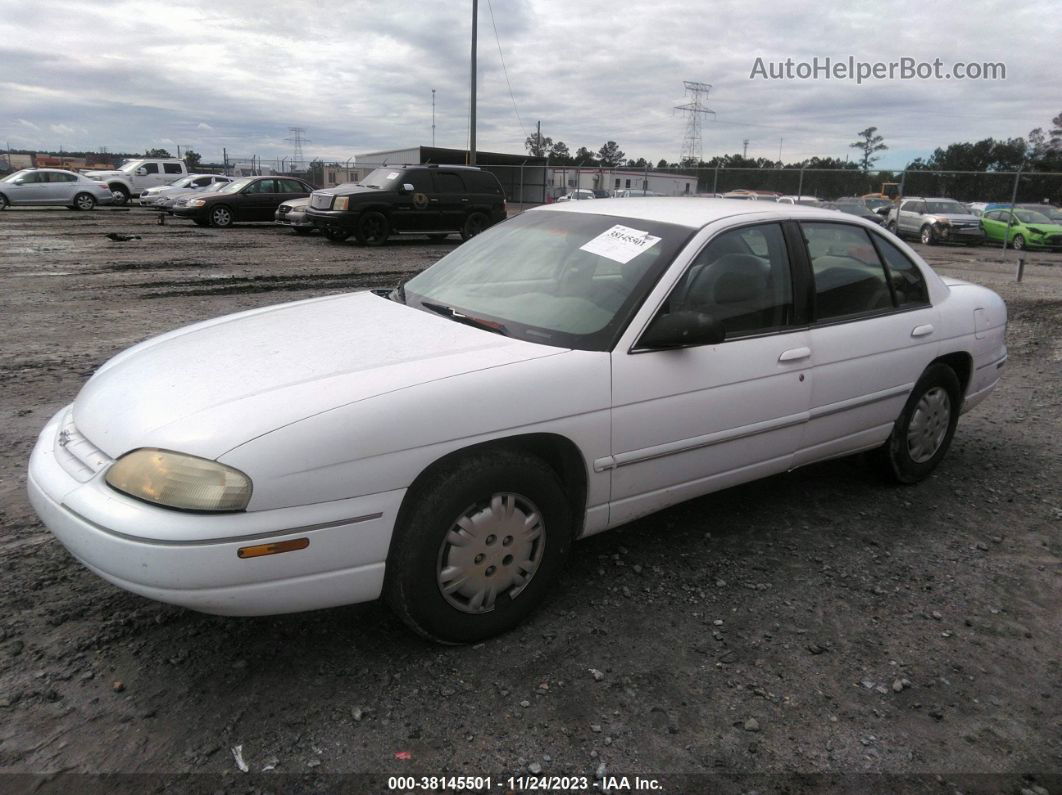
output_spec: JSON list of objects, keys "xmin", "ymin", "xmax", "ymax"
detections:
[
  {"xmin": 142, "ymin": 163, "xmax": 159, "ymax": 175},
  {"xmin": 164, "ymin": 163, "xmax": 183, "ymax": 174},
  {"xmin": 244, "ymin": 179, "xmax": 271, "ymax": 193},
  {"xmin": 872, "ymin": 235, "xmax": 929, "ymax": 306},
  {"xmin": 278, "ymin": 179, "xmax": 304, "ymax": 193},
  {"xmin": 668, "ymin": 223, "xmax": 794, "ymax": 338},
  {"xmin": 403, "ymin": 170, "xmax": 433, "ymax": 193},
  {"xmin": 802, "ymin": 222, "xmax": 893, "ymax": 320},
  {"xmin": 193, "ymin": 177, "xmax": 212, "ymax": 187},
  {"xmin": 434, "ymin": 173, "xmax": 465, "ymax": 194}
]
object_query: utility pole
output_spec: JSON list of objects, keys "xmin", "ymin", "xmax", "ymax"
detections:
[
  {"xmin": 536, "ymin": 120, "xmax": 542, "ymax": 154},
  {"xmin": 469, "ymin": 0, "xmax": 478, "ymax": 165},
  {"xmin": 778, "ymin": 138, "xmax": 783, "ymax": 164},
  {"xmin": 742, "ymin": 138, "xmax": 749, "ymax": 158},
  {"xmin": 432, "ymin": 88, "xmax": 436, "ymax": 148}
]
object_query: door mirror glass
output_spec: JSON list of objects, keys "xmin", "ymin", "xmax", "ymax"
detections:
[
  {"xmin": 639, "ymin": 311, "xmax": 725, "ymax": 349},
  {"xmin": 13, "ymin": 178, "xmax": 24, "ymax": 185},
  {"xmin": 136, "ymin": 168, "xmax": 147, "ymax": 176}
]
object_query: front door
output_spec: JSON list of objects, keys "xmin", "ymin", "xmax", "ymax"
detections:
[
  {"xmin": 392, "ymin": 170, "xmax": 436, "ymax": 232},
  {"xmin": 239, "ymin": 178, "xmax": 279, "ymax": 221},
  {"xmin": 609, "ymin": 222, "xmax": 812, "ymax": 526}
]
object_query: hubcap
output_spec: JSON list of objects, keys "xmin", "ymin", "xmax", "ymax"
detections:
[
  {"xmin": 77, "ymin": 195, "xmax": 93, "ymax": 209},
  {"xmin": 436, "ymin": 493, "xmax": 545, "ymax": 614},
  {"xmin": 214, "ymin": 208, "xmax": 230, "ymax": 225},
  {"xmin": 906, "ymin": 386, "xmax": 951, "ymax": 463}
]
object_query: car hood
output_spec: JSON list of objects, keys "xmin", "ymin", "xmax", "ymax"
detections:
[
  {"xmin": 932, "ymin": 213, "xmax": 980, "ymax": 223},
  {"xmin": 72, "ymin": 292, "xmax": 564, "ymax": 460},
  {"xmin": 324, "ymin": 185, "xmax": 393, "ymax": 198}
]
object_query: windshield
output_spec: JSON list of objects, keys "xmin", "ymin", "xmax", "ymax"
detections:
[
  {"xmin": 118, "ymin": 161, "xmax": 144, "ymax": 174},
  {"xmin": 864, "ymin": 198, "xmax": 891, "ymax": 210},
  {"xmin": 1, "ymin": 169, "xmax": 30, "ymax": 183},
  {"xmin": 403, "ymin": 210, "xmax": 694, "ymax": 351},
  {"xmin": 216, "ymin": 178, "xmax": 253, "ymax": 194},
  {"xmin": 925, "ymin": 201, "xmax": 969, "ymax": 215},
  {"xmin": 359, "ymin": 168, "xmax": 401, "ymax": 189},
  {"xmin": 1013, "ymin": 209, "xmax": 1051, "ymax": 224}
]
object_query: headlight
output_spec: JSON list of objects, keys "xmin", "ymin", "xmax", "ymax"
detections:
[
  {"xmin": 1027, "ymin": 227, "xmax": 1044, "ymax": 236},
  {"xmin": 333, "ymin": 196, "xmax": 349, "ymax": 210},
  {"xmin": 188, "ymin": 198, "xmax": 206, "ymax": 207},
  {"xmin": 105, "ymin": 448, "xmax": 252, "ymax": 512}
]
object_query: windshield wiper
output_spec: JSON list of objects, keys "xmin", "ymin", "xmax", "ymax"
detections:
[{"xmin": 419, "ymin": 301, "xmax": 509, "ymax": 336}]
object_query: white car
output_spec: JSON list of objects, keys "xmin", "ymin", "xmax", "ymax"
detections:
[
  {"xmin": 138, "ymin": 174, "xmax": 233, "ymax": 207},
  {"xmin": 0, "ymin": 169, "xmax": 113, "ymax": 210},
  {"xmin": 27, "ymin": 199, "xmax": 1007, "ymax": 643},
  {"xmin": 555, "ymin": 189, "xmax": 596, "ymax": 202},
  {"xmin": 777, "ymin": 195, "xmax": 821, "ymax": 206}
]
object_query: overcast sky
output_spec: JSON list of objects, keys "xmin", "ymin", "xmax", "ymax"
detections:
[{"xmin": 0, "ymin": 0, "xmax": 1056, "ymax": 167}]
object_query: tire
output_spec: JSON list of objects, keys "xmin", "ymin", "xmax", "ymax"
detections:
[
  {"xmin": 322, "ymin": 226, "xmax": 352, "ymax": 243},
  {"xmin": 73, "ymin": 192, "xmax": 96, "ymax": 211},
  {"xmin": 385, "ymin": 450, "xmax": 573, "ymax": 643},
  {"xmin": 1012, "ymin": 234, "xmax": 1025, "ymax": 251},
  {"xmin": 209, "ymin": 205, "xmax": 234, "ymax": 228},
  {"xmin": 427, "ymin": 233, "xmax": 449, "ymax": 241},
  {"xmin": 109, "ymin": 186, "xmax": 130, "ymax": 206},
  {"xmin": 886, "ymin": 221, "xmax": 898, "ymax": 234},
  {"xmin": 292, "ymin": 227, "xmax": 312, "ymax": 235},
  {"xmin": 355, "ymin": 211, "xmax": 390, "ymax": 246},
  {"xmin": 461, "ymin": 211, "xmax": 489, "ymax": 241},
  {"xmin": 0, "ymin": 193, "xmax": 7, "ymax": 211},
  {"xmin": 874, "ymin": 363, "xmax": 961, "ymax": 484},
  {"xmin": 920, "ymin": 224, "xmax": 936, "ymax": 245}
]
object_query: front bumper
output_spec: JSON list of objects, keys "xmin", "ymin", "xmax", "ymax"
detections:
[
  {"xmin": 27, "ymin": 406, "xmax": 401, "ymax": 616},
  {"xmin": 935, "ymin": 224, "xmax": 984, "ymax": 242},
  {"xmin": 306, "ymin": 208, "xmax": 359, "ymax": 231},
  {"xmin": 275, "ymin": 210, "xmax": 312, "ymax": 228}
]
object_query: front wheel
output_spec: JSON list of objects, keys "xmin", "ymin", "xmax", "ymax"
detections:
[
  {"xmin": 110, "ymin": 187, "xmax": 130, "ymax": 206},
  {"xmin": 385, "ymin": 450, "xmax": 572, "ymax": 643},
  {"xmin": 322, "ymin": 226, "xmax": 352, "ymax": 242},
  {"xmin": 873, "ymin": 363, "xmax": 961, "ymax": 484},
  {"xmin": 0, "ymin": 193, "xmax": 10, "ymax": 210},
  {"xmin": 1011, "ymin": 234, "xmax": 1026, "ymax": 251},
  {"xmin": 461, "ymin": 211, "xmax": 489, "ymax": 241},
  {"xmin": 920, "ymin": 225, "xmax": 936, "ymax": 245},
  {"xmin": 209, "ymin": 205, "xmax": 234, "ymax": 228},
  {"xmin": 355, "ymin": 211, "xmax": 390, "ymax": 246},
  {"xmin": 886, "ymin": 221, "xmax": 898, "ymax": 234},
  {"xmin": 73, "ymin": 192, "xmax": 96, "ymax": 211}
]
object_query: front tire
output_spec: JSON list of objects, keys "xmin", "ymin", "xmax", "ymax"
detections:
[
  {"xmin": 73, "ymin": 192, "xmax": 96, "ymax": 211},
  {"xmin": 461, "ymin": 211, "xmax": 489, "ymax": 241},
  {"xmin": 355, "ymin": 211, "xmax": 390, "ymax": 246},
  {"xmin": 209, "ymin": 205, "xmax": 234, "ymax": 228},
  {"xmin": 1012, "ymin": 234, "xmax": 1026, "ymax": 251},
  {"xmin": 385, "ymin": 450, "xmax": 572, "ymax": 643},
  {"xmin": 109, "ymin": 186, "xmax": 130, "ymax": 206},
  {"xmin": 0, "ymin": 193, "xmax": 9, "ymax": 210},
  {"xmin": 920, "ymin": 224, "xmax": 936, "ymax": 245},
  {"xmin": 874, "ymin": 363, "xmax": 961, "ymax": 484},
  {"xmin": 886, "ymin": 221, "xmax": 898, "ymax": 234}
]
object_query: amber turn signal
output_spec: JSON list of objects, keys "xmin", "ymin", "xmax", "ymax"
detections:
[{"xmin": 237, "ymin": 538, "xmax": 309, "ymax": 559}]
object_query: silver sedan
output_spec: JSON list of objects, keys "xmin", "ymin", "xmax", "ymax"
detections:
[{"xmin": 0, "ymin": 169, "xmax": 113, "ymax": 210}]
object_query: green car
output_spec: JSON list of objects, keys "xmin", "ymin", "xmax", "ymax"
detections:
[{"xmin": 980, "ymin": 208, "xmax": 1062, "ymax": 251}]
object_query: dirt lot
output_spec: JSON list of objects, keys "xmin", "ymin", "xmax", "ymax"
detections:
[{"xmin": 0, "ymin": 207, "xmax": 1059, "ymax": 792}]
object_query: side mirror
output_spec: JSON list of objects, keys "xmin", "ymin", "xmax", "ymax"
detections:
[
  {"xmin": 136, "ymin": 168, "xmax": 147, "ymax": 176},
  {"xmin": 399, "ymin": 183, "xmax": 414, "ymax": 194},
  {"xmin": 13, "ymin": 178, "xmax": 24, "ymax": 185},
  {"xmin": 638, "ymin": 311, "xmax": 725, "ymax": 349}
]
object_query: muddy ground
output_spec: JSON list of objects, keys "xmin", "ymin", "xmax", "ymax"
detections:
[{"xmin": 0, "ymin": 207, "xmax": 1059, "ymax": 793}]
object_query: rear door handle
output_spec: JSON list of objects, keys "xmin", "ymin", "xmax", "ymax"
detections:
[
  {"xmin": 911, "ymin": 324, "xmax": 934, "ymax": 337},
  {"xmin": 779, "ymin": 347, "xmax": 811, "ymax": 362}
]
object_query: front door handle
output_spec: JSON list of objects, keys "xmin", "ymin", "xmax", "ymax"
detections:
[
  {"xmin": 911, "ymin": 324, "xmax": 934, "ymax": 337},
  {"xmin": 779, "ymin": 347, "xmax": 811, "ymax": 362}
]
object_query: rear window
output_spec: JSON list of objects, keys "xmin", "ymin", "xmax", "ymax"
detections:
[{"xmin": 163, "ymin": 163, "xmax": 183, "ymax": 174}]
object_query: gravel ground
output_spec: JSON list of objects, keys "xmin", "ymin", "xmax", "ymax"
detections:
[{"xmin": 0, "ymin": 207, "xmax": 1059, "ymax": 792}]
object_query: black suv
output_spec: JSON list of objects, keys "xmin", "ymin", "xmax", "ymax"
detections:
[{"xmin": 305, "ymin": 165, "xmax": 507, "ymax": 245}]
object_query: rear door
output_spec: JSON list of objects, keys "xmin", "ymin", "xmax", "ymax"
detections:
[
  {"xmin": 49, "ymin": 171, "xmax": 80, "ymax": 204},
  {"xmin": 432, "ymin": 171, "xmax": 468, "ymax": 230}
]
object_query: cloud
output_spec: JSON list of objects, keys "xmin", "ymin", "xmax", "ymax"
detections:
[
  {"xmin": 49, "ymin": 123, "xmax": 75, "ymax": 136},
  {"xmin": 196, "ymin": 122, "xmax": 213, "ymax": 130},
  {"xmin": 17, "ymin": 118, "xmax": 38, "ymax": 129}
]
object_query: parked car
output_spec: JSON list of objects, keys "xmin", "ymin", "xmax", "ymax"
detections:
[
  {"xmin": 887, "ymin": 197, "xmax": 985, "ymax": 245},
  {"xmin": 555, "ymin": 189, "xmax": 596, "ymax": 202},
  {"xmin": 979, "ymin": 207, "xmax": 1062, "ymax": 251},
  {"xmin": 837, "ymin": 196, "xmax": 894, "ymax": 214},
  {"xmin": 721, "ymin": 190, "xmax": 781, "ymax": 201},
  {"xmin": 823, "ymin": 200, "xmax": 886, "ymax": 226},
  {"xmin": 172, "ymin": 176, "xmax": 314, "ymax": 227},
  {"xmin": 777, "ymin": 195, "xmax": 821, "ymax": 206},
  {"xmin": 306, "ymin": 165, "xmax": 506, "ymax": 245},
  {"xmin": 981, "ymin": 202, "xmax": 1062, "ymax": 224},
  {"xmin": 138, "ymin": 174, "xmax": 233, "ymax": 208},
  {"xmin": 0, "ymin": 168, "xmax": 112, "ymax": 210},
  {"xmin": 27, "ymin": 199, "xmax": 1006, "ymax": 643},
  {"xmin": 83, "ymin": 158, "xmax": 188, "ymax": 206},
  {"xmin": 614, "ymin": 189, "xmax": 662, "ymax": 198},
  {"xmin": 275, "ymin": 197, "xmax": 314, "ymax": 234}
]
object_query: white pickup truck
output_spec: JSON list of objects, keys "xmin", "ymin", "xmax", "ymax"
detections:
[{"xmin": 83, "ymin": 158, "xmax": 188, "ymax": 206}]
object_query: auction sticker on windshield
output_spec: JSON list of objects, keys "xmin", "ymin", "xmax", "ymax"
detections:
[{"xmin": 579, "ymin": 224, "xmax": 661, "ymax": 264}]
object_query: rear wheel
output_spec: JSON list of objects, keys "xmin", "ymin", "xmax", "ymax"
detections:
[
  {"xmin": 461, "ymin": 211, "xmax": 489, "ymax": 241},
  {"xmin": 322, "ymin": 226, "xmax": 352, "ymax": 243},
  {"xmin": 209, "ymin": 205, "xmax": 234, "ymax": 228},
  {"xmin": 73, "ymin": 192, "xmax": 96, "ymax": 211},
  {"xmin": 385, "ymin": 450, "xmax": 572, "ymax": 643},
  {"xmin": 355, "ymin": 211, "xmax": 390, "ymax": 246},
  {"xmin": 874, "ymin": 363, "xmax": 961, "ymax": 484}
]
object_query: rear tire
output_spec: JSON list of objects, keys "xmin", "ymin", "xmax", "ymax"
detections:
[
  {"xmin": 355, "ymin": 211, "xmax": 390, "ymax": 246},
  {"xmin": 385, "ymin": 450, "xmax": 572, "ymax": 643},
  {"xmin": 461, "ymin": 211, "xmax": 489, "ymax": 241},
  {"xmin": 73, "ymin": 192, "xmax": 96, "ymax": 211},
  {"xmin": 873, "ymin": 363, "xmax": 961, "ymax": 484}
]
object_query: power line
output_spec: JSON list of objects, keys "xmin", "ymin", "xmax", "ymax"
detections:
[{"xmin": 484, "ymin": 0, "xmax": 528, "ymax": 141}]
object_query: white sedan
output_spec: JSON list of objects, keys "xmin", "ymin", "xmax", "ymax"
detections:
[
  {"xmin": 27, "ymin": 199, "xmax": 1007, "ymax": 642},
  {"xmin": 0, "ymin": 168, "xmax": 113, "ymax": 210}
]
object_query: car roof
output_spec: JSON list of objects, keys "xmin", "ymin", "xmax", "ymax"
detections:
[{"xmin": 530, "ymin": 197, "xmax": 881, "ymax": 230}]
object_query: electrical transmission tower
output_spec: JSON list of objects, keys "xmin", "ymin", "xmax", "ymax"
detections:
[
  {"xmin": 286, "ymin": 127, "xmax": 309, "ymax": 171},
  {"xmin": 674, "ymin": 81, "xmax": 715, "ymax": 165}
]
